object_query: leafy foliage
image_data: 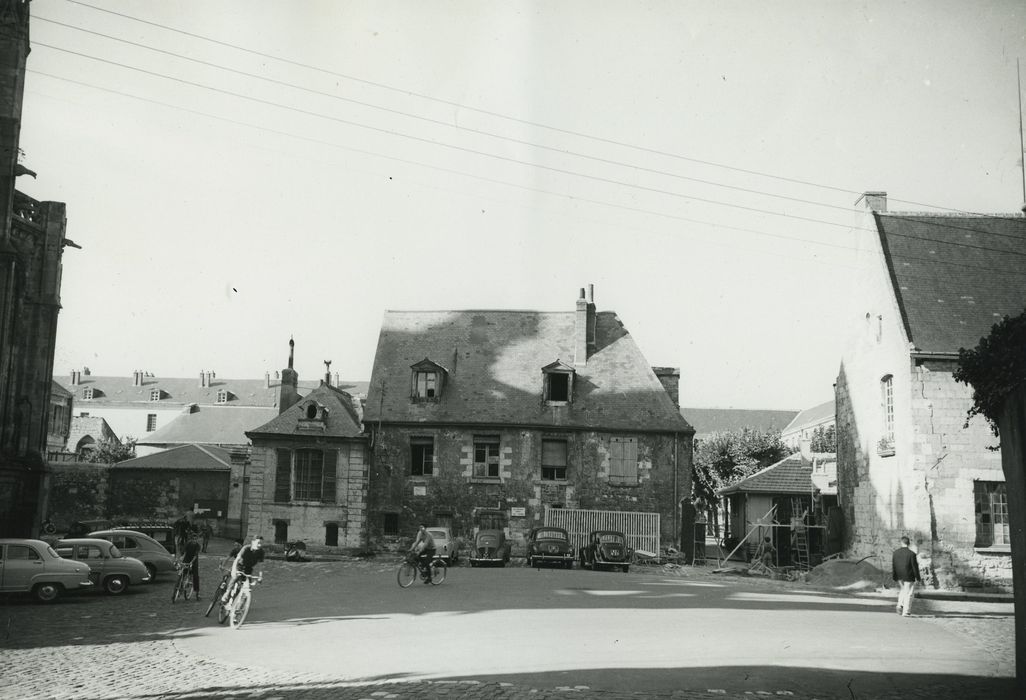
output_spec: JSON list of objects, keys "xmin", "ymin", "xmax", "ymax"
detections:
[
  {"xmin": 691, "ymin": 427, "xmax": 789, "ymax": 504},
  {"xmin": 954, "ymin": 310, "xmax": 1026, "ymax": 436},
  {"xmin": 810, "ymin": 424, "xmax": 836, "ymax": 452},
  {"xmin": 82, "ymin": 438, "xmax": 136, "ymax": 464}
]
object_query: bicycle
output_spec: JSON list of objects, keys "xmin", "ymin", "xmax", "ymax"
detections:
[
  {"xmin": 224, "ymin": 573, "xmax": 261, "ymax": 629},
  {"xmin": 397, "ymin": 550, "xmax": 447, "ymax": 588},
  {"xmin": 171, "ymin": 559, "xmax": 195, "ymax": 602},
  {"xmin": 204, "ymin": 567, "xmax": 232, "ymax": 619}
]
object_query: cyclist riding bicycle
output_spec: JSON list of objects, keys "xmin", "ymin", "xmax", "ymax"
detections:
[
  {"xmin": 222, "ymin": 534, "xmax": 265, "ymax": 604},
  {"xmin": 180, "ymin": 531, "xmax": 202, "ymax": 599},
  {"xmin": 410, "ymin": 524, "xmax": 436, "ymax": 582}
]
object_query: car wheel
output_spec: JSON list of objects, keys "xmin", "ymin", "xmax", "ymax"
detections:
[
  {"xmin": 144, "ymin": 563, "xmax": 157, "ymax": 582},
  {"xmin": 33, "ymin": 583, "xmax": 62, "ymax": 603},
  {"xmin": 104, "ymin": 575, "xmax": 129, "ymax": 595}
]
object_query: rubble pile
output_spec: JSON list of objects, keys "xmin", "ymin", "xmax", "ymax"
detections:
[{"xmin": 805, "ymin": 558, "xmax": 886, "ymax": 590}]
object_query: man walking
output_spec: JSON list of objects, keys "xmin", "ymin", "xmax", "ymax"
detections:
[{"xmin": 892, "ymin": 536, "xmax": 922, "ymax": 617}]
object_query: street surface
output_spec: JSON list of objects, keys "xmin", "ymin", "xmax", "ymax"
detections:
[{"xmin": 0, "ymin": 543, "xmax": 1017, "ymax": 700}]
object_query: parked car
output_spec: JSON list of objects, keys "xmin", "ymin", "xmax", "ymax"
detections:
[
  {"xmin": 578, "ymin": 530, "xmax": 632, "ymax": 572},
  {"xmin": 526, "ymin": 527, "xmax": 574, "ymax": 569},
  {"xmin": 54, "ymin": 538, "xmax": 151, "ymax": 594},
  {"xmin": 87, "ymin": 529, "xmax": 176, "ymax": 581},
  {"xmin": 0, "ymin": 538, "xmax": 94, "ymax": 602},
  {"xmin": 468, "ymin": 529, "xmax": 510, "ymax": 567},
  {"xmin": 427, "ymin": 527, "xmax": 458, "ymax": 564}
]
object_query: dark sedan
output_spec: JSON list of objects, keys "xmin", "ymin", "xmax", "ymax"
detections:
[
  {"xmin": 526, "ymin": 527, "xmax": 574, "ymax": 569},
  {"xmin": 578, "ymin": 530, "xmax": 632, "ymax": 572},
  {"xmin": 468, "ymin": 529, "xmax": 510, "ymax": 567}
]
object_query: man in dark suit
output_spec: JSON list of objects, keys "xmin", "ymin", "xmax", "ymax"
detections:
[{"xmin": 892, "ymin": 536, "xmax": 922, "ymax": 617}]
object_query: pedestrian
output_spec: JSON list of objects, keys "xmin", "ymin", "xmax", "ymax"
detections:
[
  {"xmin": 172, "ymin": 515, "xmax": 191, "ymax": 560},
  {"xmin": 180, "ymin": 532, "xmax": 202, "ymax": 600},
  {"xmin": 891, "ymin": 535, "xmax": 922, "ymax": 617},
  {"xmin": 199, "ymin": 520, "xmax": 213, "ymax": 553}
]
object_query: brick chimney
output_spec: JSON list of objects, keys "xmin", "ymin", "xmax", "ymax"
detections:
[
  {"xmin": 652, "ymin": 367, "xmax": 680, "ymax": 408},
  {"xmin": 856, "ymin": 191, "xmax": 887, "ymax": 212},
  {"xmin": 70, "ymin": 369, "xmax": 81, "ymax": 385},
  {"xmin": 279, "ymin": 338, "xmax": 300, "ymax": 414},
  {"xmin": 574, "ymin": 285, "xmax": 597, "ymax": 367},
  {"xmin": 133, "ymin": 370, "xmax": 143, "ymax": 387}
]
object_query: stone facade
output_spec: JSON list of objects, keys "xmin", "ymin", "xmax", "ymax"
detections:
[
  {"xmin": 368, "ymin": 425, "xmax": 689, "ymax": 556},
  {"xmin": 835, "ymin": 194, "xmax": 1017, "ymax": 591}
]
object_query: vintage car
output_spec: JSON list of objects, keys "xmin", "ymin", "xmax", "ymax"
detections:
[
  {"xmin": 54, "ymin": 538, "xmax": 151, "ymax": 594},
  {"xmin": 468, "ymin": 529, "xmax": 510, "ymax": 567},
  {"xmin": 525, "ymin": 527, "xmax": 574, "ymax": 569},
  {"xmin": 87, "ymin": 529, "xmax": 176, "ymax": 581},
  {"xmin": 0, "ymin": 538, "xmax": 94, "ymax": 602},
  {"xmin": 427, "ymin": 526, "xmax": 458, "ymax": 565},
  {"xmin": 578, "ymin": 530, "xmax": 632, "ymax": 572}
]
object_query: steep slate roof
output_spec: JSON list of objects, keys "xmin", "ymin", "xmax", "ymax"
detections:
[
  {"xmin": 682, "ymin": 408, "xmax": 798, "ymax": 439},
  {"xmin": 247, "ymin": 383, "xmax": 364, "ymax": 438},
  {"xmin": 136, "ymin": 406, "xmax": 278, "ymax": 446},
  {"xmin": 53, "ymin": 375, "xmax": 368, "ymax": 408},
  {"xmin": 876, "ymin": 212, "xmax": 1026, "ymax": 354},
  {"xmin": 717, "ymin": 454, "xmax": 812, "ymax": 496},
  {"xmin": 109, "ymin": 443, "xmax": 232, "ymax": 471},
  {"xmin": 781, "ymin": 400, "xmax": 835, "ymax": 434},
  {"xmin": 364, "ymin": 309, "xmax": 693, "ymax": 434},
  {"xmin": 50, "ymin": 380, "xmax": 72, "ymax": 398}
]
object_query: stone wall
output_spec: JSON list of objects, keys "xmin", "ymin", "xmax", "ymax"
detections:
[
  {"xmin": 47, "ymin": 461, "xmax": 109, "ymax": 530},
  {"xmin": 368, "ymin": 425, "xmax": 691, "ymax": 556}
]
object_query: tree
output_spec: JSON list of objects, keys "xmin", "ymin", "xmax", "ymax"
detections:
[
  {"xmin": 82, "ymin": 438, "xmax": 136, "ymax": 465},
  {"xmin": 809, "ymin": 424, "xmax": 836, "ymax": 452},
  {"xmin": 954, "ymin": 310, "xmax": 1026, "ymax": 692},
  {"xmin": 691, "ymin": 427, "xmax": 789, "ymax": 504}
]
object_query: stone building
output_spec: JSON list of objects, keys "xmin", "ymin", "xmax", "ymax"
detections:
[
  {"xmin": 243, "ymin": 341, "xmax": 369, "ymax": 550},
  {"xmin": 835, "ymin": 192, "xmax": 1025, "ymax": 591},
  {"xmin": 362, "ymin": 286, "xmax": 694, "ymax": 555},
  {"xmin": 0, "ymin": 1, "xmax": 75, "ymax": 537}
]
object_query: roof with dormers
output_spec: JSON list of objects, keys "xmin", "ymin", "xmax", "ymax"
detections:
[
  {"xmin": 246, "ymin": 382, "xmax": 364, "ymax": 439},
  {"xmin": 135, "ymin": 406, "xmax": 278, "ymax": 446},
  {"xmin": 53, "ymin": 375, "xmax": 368, "ymax": 409},
  {"xmin": 109, "ymin": 443, "xmax": 232, "ymax": 471},
  {"xmin": 364, "ymin": 309, "xmax": 693, "ymax": 434},
  {"xmin": 876, "ymin": 212, "xmax": 1026, "ymax": 354}
]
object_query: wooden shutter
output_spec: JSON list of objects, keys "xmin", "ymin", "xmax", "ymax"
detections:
[
  {"xmin": 274, "ymin": 448, "xmax": 291, "ymax": 502},
  {"xmin": 609, "ymin": 437, "xmax": 637, "ymax": 484},
  {"xmin": 321, "ymin": 449, "xmax": 338, "ymax": 503}
]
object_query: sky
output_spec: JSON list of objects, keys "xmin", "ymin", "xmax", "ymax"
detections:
[{"xmin": 17, "ymin": 0, "xmax": 1026, "ymax": 410}]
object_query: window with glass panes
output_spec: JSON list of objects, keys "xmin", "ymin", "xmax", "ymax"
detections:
[
  {"xmin": 474, "ymin": 436, "xmax": 500, "ymax": 477},
  {"xmin": 881, "ymin": 375, "xmax": 894, "ymax": 442},
  {"xmin": 294, "ymin": 449, "xmax": 325, "ymax": 501},
  {"xmin": 411, "ymin": 437, "xmax": 434, "ymax": 476},
  {"xmin": 414, "ymin": 371, "xmax": 437, "ymax": 399},
  {"xmin": 974, "ymin": 481, "xmax": 1009, "ymax": 547},
  {"xmin": 541, "ymin": 439, "xmax": 567, "ymax": 480}
]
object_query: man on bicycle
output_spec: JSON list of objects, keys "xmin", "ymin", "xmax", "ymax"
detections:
[
  {"xmin": 180, "ymin": 531, "xmax": 202, "ymax": 599},
  {"xmin": 410, "ymin": 524, "xmax": 436, "ymax": 582},
  {"xmin": 222, "ymin": 535, "xmax": 264, "ymax": 603}
]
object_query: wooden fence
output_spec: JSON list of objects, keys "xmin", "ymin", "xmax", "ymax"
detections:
[{"xmin": 544, "ymin": 508, "xmax": 660, "ymax": 555}]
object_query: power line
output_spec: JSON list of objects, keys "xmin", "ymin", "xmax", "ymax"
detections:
[{"xmin": 60, "ymin": 0, "xmax": 1006, "ymax": 218}]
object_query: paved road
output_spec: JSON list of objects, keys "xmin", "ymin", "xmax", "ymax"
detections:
[{"xmin": 0, "ymin": 550, "xmax": 1017, "ymax": 700}]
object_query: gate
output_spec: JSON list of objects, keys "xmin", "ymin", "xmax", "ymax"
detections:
[{"xmin": 544, "ymin": 508, "xmax": 660, "ymax": 555}]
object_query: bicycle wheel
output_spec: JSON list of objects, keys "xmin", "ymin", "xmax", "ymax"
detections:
[
  {"xmin": 171, "ymin": 571, "xmax": 185, "ymax": 603},
  {"xmin": 396, "ymin": 562, "xmax": 417, "ymax": 588},
  {"xmin": 205, "ymin": 580, "xmax": 226, "ymax": 617},
  {"xmin": 229, "ymin": 589, "xmax": 251, "ymax": 629},
  {"xmin": 430, "ymin": 560, "xmax": 447, "ymax": 585},
  {"xmin": 183, "ymin": 572, "xmax": 194, "ymax": 600}
]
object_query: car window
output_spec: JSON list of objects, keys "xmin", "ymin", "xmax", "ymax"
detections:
[
  {"xmin": 45, "ymin": 545, "xmax": 60, "ymax": 558},
  {"xmin": 428, "ymin": 530, "xmax": 447, "ymax": 539},
  {"xmin": 109, "ymin": 545, "xmax": 123, "ymax": 558},
  {"xmin": 536, "ymin": 530, "xmax": 567, "ymax": 540},
  {"xmin": 122, "ymin": 536, "xmax": 138, "ymax": 549},
  {"xmin": 85, "ymin": 545, "xmax": 105, "ymax": 560},
  {"xmin": 55, "ymin": 545, "xmax": 74, "ymax": 558},
  {"xmin": 598, "ymin": 533, "xmax": 624, "ymax": 543},
  {"xmin": 7, "ymin": 545, "xmax": 40, "ymax": 561}
]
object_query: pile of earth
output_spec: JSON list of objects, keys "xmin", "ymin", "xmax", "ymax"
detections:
[{"xmin": 804, "ymin": 558, "xmax": 887, "ymax": 590}]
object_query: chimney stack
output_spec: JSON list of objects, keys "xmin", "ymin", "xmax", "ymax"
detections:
[
  {"xmin": 265, "ymin": 371, "xmax": 271, "ymax": 388},
  {"xmin": 70, "ymin": 370, "xmax": 80, "ymax": 385},
  {"xmin": 574, "ymin": 284, "xmax": 597, "ymax": 367},
  {"xmin": 279, "ymin": 337, "xmax": 300, "ymax": 414},
  {"xmin": 133, "ymin": 370, "xmax": 143, "ymax": 387},
  {"xmin": 324, "ymin": 360, "xmax": 332, "ymax": 386},
  {"xmin": 333, "ymin": 371, "xmax": 340, "ymax": 387},
  {"xmin": 199, "ymin": 370, "xmax": 207, "ymax": 388},
  {"xmin": 652, "ymin": 367, "xmax": 680, "ymax": 408},
  {"xmin": 856, "ymin": 191, "xmax": 888, "ymax": 212}
]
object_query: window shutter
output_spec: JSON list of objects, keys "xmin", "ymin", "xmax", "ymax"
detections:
[
  {"xmin": 321, "ymin": 449, "xmax": 338, "ymax": 503},
  {"xmin": 624, "ymin": 438, "xmax": 638, "ymax": 484},
  {"xmin": 274, "ymin": 448, "xmax": 291, "ymax": 503}
]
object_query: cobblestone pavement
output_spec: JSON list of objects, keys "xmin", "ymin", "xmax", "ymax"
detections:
[{"xmin": 1, "ymin": 549, "xmax": 1017, "ymax": 700}]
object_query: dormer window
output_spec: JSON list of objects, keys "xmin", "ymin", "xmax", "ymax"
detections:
[
  {"xmin": 542, "ymin": 360, "xmax": 575, "ymax": 404},
  {"xmin": 149, "ymin": 389, "xmax": 162, "ymax": 401},
  {"xmin": 216, "ymin": 389, "xmax": 230, "ymax": 404},
  {"xmin": 297, "ymin": 400, "xmax": 328, "ymax": 431},
  {"xmin": 410, "ymin": 359, "xmax": 448, "ymax": 402},
  {"xmin": 82, "ymin": 388, "xmax": 94, "ymax": 400}
]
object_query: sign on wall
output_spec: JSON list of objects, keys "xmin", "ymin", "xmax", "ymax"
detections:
[{"xmin": 510, "ymin": 507, "xmax": 526, "ymax": 517}]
